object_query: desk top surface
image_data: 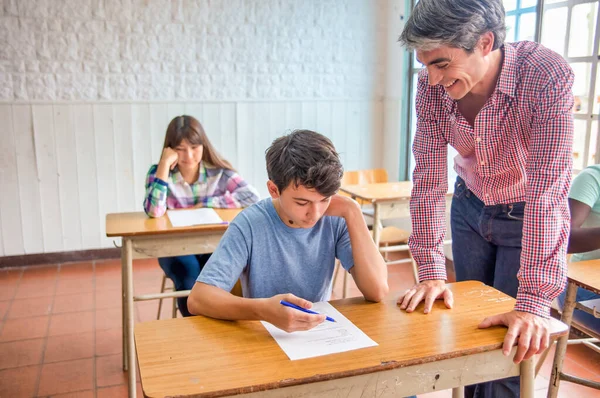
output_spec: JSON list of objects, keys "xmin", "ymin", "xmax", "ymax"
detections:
[
  {"xmin": 135, "ymin": 281, "xmax": 567, "ymax": 398},
  {"xmin": 340, "ymin": 181, "xmax": 413, "ymax": 202},
  {"xmin": 105, "ymin": 208, "xmax": 242, "ymax": 237},
  {"xmin": 568, "ymin": 259, "xmax": 600, "ymax": 293}
]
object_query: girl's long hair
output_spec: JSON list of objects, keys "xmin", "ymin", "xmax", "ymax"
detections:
[{"xmin": 163, "ymin": 115, "xmax": 234, "ymax": 171}]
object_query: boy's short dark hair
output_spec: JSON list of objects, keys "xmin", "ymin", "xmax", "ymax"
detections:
[{"xmin": 265, "ymin": 130, "xmax": 343, "ymax": 196}]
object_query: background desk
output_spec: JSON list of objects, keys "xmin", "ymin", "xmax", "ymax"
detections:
[
  {"xmin": 135, "ymin": 281, "xmax": 567, "ymax": 398},
  {"xmin": 340, "ymin": 182, "xmax": 452, "ymax": 246},
  {"xmin": 106, "ymin": 208, "xmax": 241, "ymax": 398}
]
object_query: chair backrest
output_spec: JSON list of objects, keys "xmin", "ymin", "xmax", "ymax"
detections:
[{"xmin": 342, "ymin": 169, "xmax": 388, "ymax": 185}]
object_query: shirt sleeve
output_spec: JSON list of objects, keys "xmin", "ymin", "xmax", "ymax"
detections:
[
  {"xmin": 569, "ymin": 167, "xmax": 600, "ymax": 209},
  {"xmin": 197, "ymin": 221, "xmax": 250, "ymax": 292},
  {"xmin": 198, "ymin": 171, "xmax": 261, "ymax": 209},
  {"xmin": 408, "ymin": 72, "xmax": 449, "ymax": 282},
  {"xmin": 143, "ymin": 164, "xmax": 168, "ymax": 218},
  {"xmin": 517, "ymin": 64, "xmax": 574, "ymax": 318},
  {"xmin": 334, "ymin": 219, "xmax": 355, "ymax": 271}
]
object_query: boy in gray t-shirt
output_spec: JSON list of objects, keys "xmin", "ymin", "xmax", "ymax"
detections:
[{"xmin": 188, "ymin": 130, "xmax": 389, "ymax": 333}]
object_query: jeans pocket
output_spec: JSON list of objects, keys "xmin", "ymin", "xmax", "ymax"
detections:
[
  {"xmin": 506, "ymin": 202, "xmax": 525, "ymax": 221},
  {"xmin": 453, "ymin": 180, "xmax": 467, "ymax": 199}
]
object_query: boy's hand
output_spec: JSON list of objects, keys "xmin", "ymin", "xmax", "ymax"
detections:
[
  {"xmin": 260, "ymin": 293, "xmax": 325, "ymax": 333},
  {"xmin": 324, "ymin": 194, "xmax": 360, "ymax": 219}
]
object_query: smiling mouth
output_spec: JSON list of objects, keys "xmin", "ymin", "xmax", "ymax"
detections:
[{"xmin": 443, "ymin": 79, "xmax": 457, "ymax": 88}]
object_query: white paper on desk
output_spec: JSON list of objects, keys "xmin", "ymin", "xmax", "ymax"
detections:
[
  {"xmin": 167, "ymin": 208, "xmax": 224, "ymax": 227},
  {"xmin": 261, "ymin": 302, "xmax": 377, "ymax": 360}
]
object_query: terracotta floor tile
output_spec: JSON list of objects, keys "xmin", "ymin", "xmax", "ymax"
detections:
[
  {"xmin": 48, "ymin": 311, "xmax": 94, "ymax": 336},
  {"xmin": 95, "ymin": 288, "xmax": 121, "ymax": 310},
  {"xmin": 21, "ymin": 265, "xmax": 58, "ymax": 281},
  {"xmin": 37, "ymin": 358, "xmax": 94, "ymax": 396},
  {"xmin": 7, "ymin": 295, "xmax": 54, "ymax": 319},
  {"xmin": 136, "ymin": 300, "xmax": 177, "ymax": 323},
  {"xmin": 96, "ymin": 308, "xmax": 121, "ymax": 331},
  {"xmin": 96, "ymin": 328, "xmax": 122, "ymax": 357},
  {"xmin": 0, "ymin": 365, "xmax": 39, "ymax": 398},
  {"xmin": 50, "ymin": 390, "xmax": 95, "ymax": 398},
  {"xmin": 55, "ymin": 278, "xmax": 94, "ymax": 296},
  {"xmin": 58, "ymin": 262, "xmax": 94, "ymax": 280},
  {"xmin": 44, "ymin": 332, "xmax": 95, "ymax": 363},
  {"xmin": 0, "ymin": 300, "xmax": 10, "ymax": 320},
  {"xmin": 52, "ymin": 292, "xmax": 94, "ymax": 314},
  {"xmin": 0, "ymin": 338, "xmax": 44, "ymax": 369},
  {"xmin": 96, "ymin": 354, "xmax": 135, "ymax": 387},
  {"xmin": 0, "ymin": 268, "xmax": 22, "ymax": 301},
  {"xmin": 96, "ymin": 382, "xmax": 143, "ymax": 398},
  {"xmin": 0, "ymin": 316, "xmax": 49, "ymax": 342},
  {"xmin": 14, "ymin": 279, "xmax": 57, "ymax": 299}
]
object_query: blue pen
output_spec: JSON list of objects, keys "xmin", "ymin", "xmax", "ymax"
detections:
[{"xmin": 280, "ymin": 300, "xmax": 336, "ymax": 322}]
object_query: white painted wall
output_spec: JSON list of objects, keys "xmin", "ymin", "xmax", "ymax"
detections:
[{"xmin": 0, "ymin": 0, "xmax": 408, "ymax": 255}]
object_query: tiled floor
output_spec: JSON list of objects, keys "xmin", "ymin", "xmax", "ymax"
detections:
[{"xmin": 0, "ymin": 257, "xmax": 599, "ymax": 398}]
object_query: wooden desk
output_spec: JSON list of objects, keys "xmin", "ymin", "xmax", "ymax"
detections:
[
  {"xmin": 106, "ymin": 208, "xmax": 242, "ymax": 398},
  {"xmin": 548, "ymin": 259, "xmax": 600, "ymax": 396},
  {"xmin": 340, "ymin": 182, "xmax": 452, "ymax": 246},
  {"xmin": 135, "ymin": 281, "xmax": 567, "ymax": 398}
]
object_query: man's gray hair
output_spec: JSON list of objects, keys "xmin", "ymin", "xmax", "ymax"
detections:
[{"xmin": 399, "ymin": 0, "xmax": 506, "ymax": 52}]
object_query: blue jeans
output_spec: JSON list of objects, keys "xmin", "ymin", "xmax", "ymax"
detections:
[
  {"xmin": 451, "ymin": 176, "xmax": 522, "ymax": 398},
  {"xmin": 158, "ymin": 254, "xmax": 211, "ymax": 317}
]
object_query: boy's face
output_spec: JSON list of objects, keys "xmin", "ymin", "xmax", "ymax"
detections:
[{"xmin": 267, "ymin": 181, "xmax": 332, "ymax": 228}]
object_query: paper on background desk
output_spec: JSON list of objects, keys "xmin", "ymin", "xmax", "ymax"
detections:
[
  {"xmin": 167, "ymin": 208, "xmax": 225, "ymax": 227},
  {"xmin": 261, "ymin": 302, "xmax": 377, "ymax": 360}
]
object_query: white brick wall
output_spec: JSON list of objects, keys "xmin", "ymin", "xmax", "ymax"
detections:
[{"xmin": 0, "ymin": 0, "xmax": 388, "ymax": 101}]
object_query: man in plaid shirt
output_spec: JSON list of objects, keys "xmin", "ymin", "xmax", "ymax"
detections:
[{"xmin": 398, "ymin": 0, "xmax": 574, "ymax": 396}]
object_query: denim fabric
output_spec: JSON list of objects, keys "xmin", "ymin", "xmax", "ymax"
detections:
[
  {"xmin": 158, "ymin": 254, "xmax": 211, "ymax": 317},
  {"xmin": 451, "ymin": 176, "xmax": 522, "ymax": 398}
]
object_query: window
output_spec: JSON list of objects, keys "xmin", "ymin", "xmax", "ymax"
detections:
[
  {"xmin": 405, "ymin": 0, "xmax": 600, "ymax": 181},
  {"xmin": 540, "ymin": 0, "xmax": 600, "ymax": 170}
]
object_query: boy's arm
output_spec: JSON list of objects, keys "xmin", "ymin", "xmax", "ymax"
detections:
[
  {"xmin": 328, "ymin": 195, "xmax": 389, "ymax": 302},
  {"xmin": 188, "ymin": 283, "xmax": 325, "ymax": 332}
]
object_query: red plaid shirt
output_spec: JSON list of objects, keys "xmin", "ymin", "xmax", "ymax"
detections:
[{"xmin": 409, "ymin": 41, "xmax": 574, "ymax": 318}]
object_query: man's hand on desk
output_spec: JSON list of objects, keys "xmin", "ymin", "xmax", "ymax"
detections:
[
  {"xmin": 478, "ymin": 310, "xmax": 550, "ymax": 364},
  {"xmin": 259, "ymin": 293, "xmax": 326, "ymax": 333},
  {"xmin": 396, "ymin": 279, "xmax": 453, "ymax": 314}
]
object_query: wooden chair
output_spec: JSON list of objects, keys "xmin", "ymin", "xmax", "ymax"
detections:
[
  {"xmin": 335, "ymin": 169, "xmax": 418, "ymax": 298},
  {"xmin": 548, "ymin": 259, "xmax": 600, "ymax": 396}
]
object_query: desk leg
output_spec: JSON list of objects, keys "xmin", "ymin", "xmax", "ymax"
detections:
[
  {"xmin": 372, "ymin": 203, "xmax": 381, "ymax": 247},
  {"xmin": 121, "ymin": 241, "xmax": 128, "ymax": 371},
  {"xmin": 548, "ymin": 281, "xmax": 578, "ymax": 398},
  {"xmin": 123, "ymin": 239, "xmax": 137, "ymax": 398},
  {"xmin": 520, "ymin": 358, "xmax": 534, "ymax": 398}
]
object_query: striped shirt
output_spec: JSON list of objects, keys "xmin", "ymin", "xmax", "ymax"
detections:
[
  {"xmin": 409, "ymin": 41, "xmax": 574, "ymax": 318},
  {"xmin": 144, "ymin": 162, "xmax": 260, "ymax": 217}
]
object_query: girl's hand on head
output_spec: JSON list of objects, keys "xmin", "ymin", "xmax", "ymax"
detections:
[{"xmin": 160, "ymin": 147, "xmax": 179, "ymax": 170}]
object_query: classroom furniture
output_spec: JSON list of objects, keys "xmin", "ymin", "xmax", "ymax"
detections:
[
  {"xmin": 548, "ymin": 259, "xmax": 600, "ymax": 396},
  {"xmin": 338, "ymin": 171, "xmax": 416, "ymax": 298},
  {"xmin": 135, "ymin": 281, "xmax": 567, "ymax": 398},
  {"xmin": 105, "ymin": 208, "xmax": 242, "ymax": 398},
  {"xmin": 340, "ymin": 180, "xmax": 453, "ymax": 294}
]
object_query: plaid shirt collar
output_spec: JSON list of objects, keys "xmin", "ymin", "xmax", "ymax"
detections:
[
  {"xmin": 171, "ymin": 162, "xmax": 208, "ymax": 184},
  {"xmin": 442, "ymin": 44, "xmax": 518, "ymax": 115}
]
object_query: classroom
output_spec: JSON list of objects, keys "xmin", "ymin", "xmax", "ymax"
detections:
[{"xmin": 1, "ymin": 0, "xmax": 599, "ymax": 397}]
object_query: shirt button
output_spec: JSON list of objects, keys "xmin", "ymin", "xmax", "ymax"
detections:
[
  {"xmin": 480, "ymin": 161, "xmax": 485, "ymax": 166},
  {"xmin": 485, "ymin": 193, "xmax": 490, "ymax": 198},
  {"xmin": 476, "ymin": 137, "xmax": 482, "ymax": 143}
]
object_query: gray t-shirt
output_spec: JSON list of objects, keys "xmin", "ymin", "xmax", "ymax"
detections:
[{"xmin": 197, "ymin": 198, "xmax": 355, "ymax": 302}]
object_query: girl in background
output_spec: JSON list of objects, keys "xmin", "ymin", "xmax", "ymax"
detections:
[{"xmin": 144, "ymin": 115, "xmax": 260, "ymax": 316}]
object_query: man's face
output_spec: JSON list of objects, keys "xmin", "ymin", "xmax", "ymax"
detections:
[
  {"xmin": 416, "ymin": 45, "xmax": 488, "ymax": 100},
  {"xmin": 268, "ymin": 181, "xmax": 332, "ymax": 228}
]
